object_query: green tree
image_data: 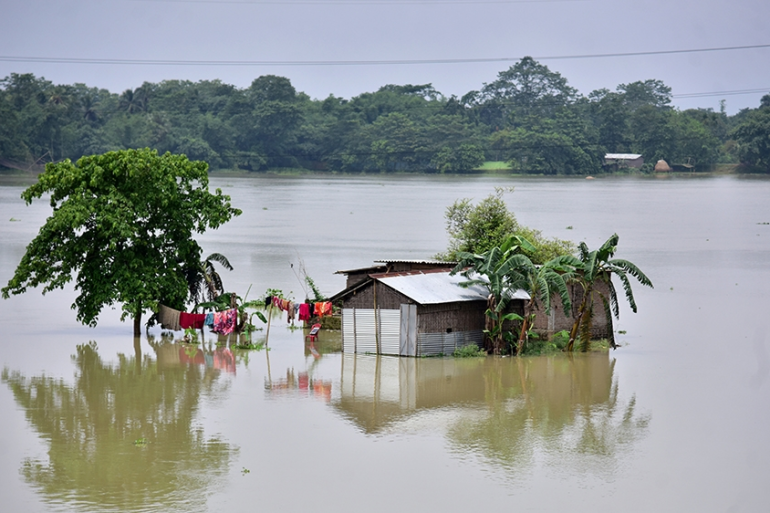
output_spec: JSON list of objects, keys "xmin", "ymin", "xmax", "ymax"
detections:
[
  {"xmin": 442, "ymin": 190, "xmax": 574, "ymax": 264},
  {"xmin": 480, "ymin": 57, "xmax": 578, "ymax": 122},
  {"xmin": 617, "ymin": 79, "xmax": 672, "ymax": 111},
  {"xmin": 186, "ymin": 252, "xmax": 234, "ymax": 305},
  {"xmin": 515, "ymin": 254, "xmax": 581, "ymax": 354},
  {"xmin": 431, "ymin": 143, "xmax": 484, "ymax": 172},
  {"xmin": 566, "ymin": 234, "xmax": 653, "ymax": 352},
  {"xmin": 451, "ymin": 236, "xmax": 536, "ymax": 354},
  {"xmin": 732, "ymin": 96, "xmax": 770, "ymax": 172},
  {"xmin": 1, "ymin": 148, "xmax": 241, "ymax": 336}
]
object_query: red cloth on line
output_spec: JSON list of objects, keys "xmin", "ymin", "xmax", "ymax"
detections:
[
  {"xmin": 322, "ymin": 302, "xmax": 333, "ymax": 316},
  {"xmin": 179, "ymin": 312, "xmax": 206, "ymax": 330},
  {"xmin": 299, "ymin": 303, "xmax": 311, "ymax": 322}
]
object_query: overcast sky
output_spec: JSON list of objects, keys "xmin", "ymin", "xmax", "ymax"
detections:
[{"xmin": 1, "ymin": 0, "xmax": 768, "ymax": 113}]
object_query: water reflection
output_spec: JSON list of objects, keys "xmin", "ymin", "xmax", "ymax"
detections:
[
  {"xmin": 335, "ymin": 353, "xmax": 648, "ymax": 475},
  {"xmin": 263, "ymin": 335, "xmax": 337, "ymax": 402},
  {"xmin": 1, "ymin": 340, "xmax": 236, "ymax": 513}
]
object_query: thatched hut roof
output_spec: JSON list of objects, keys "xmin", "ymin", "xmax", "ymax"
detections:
[{"xmin": 654, "ymin": 159, "xmax": 672, "ymax": 172}]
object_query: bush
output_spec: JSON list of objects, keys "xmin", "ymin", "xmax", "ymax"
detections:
[
  {"xmin": 520, "ymin": 330, "xmax": 570, "ymax": 355},
  {"xmin": 453, "ymin": 344, "xmax": 487, "ymax": 357}
]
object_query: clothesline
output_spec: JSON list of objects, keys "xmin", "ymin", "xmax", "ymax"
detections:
[
  {"xmin": 157, "ymin": 298, "xmax": 334, "ymax": 335},
  {"xmin": 158, "ymin": 305, "xmax": 237, "ymax": 335},
  {"xmin": 265, "ymin": 296, "xmax": 333, "ymax": 324}
]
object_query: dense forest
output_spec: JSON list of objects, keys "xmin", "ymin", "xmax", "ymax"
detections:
[{"xmin": 1, "ymin": 58, "xmax": 769, "ymax": 174}]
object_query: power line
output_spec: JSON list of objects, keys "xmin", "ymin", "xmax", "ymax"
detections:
[
  {"xmin": 131, "ymin": 0, "xmax": 584, "ymax": 4},
  {"xmin": 1, "ymin": 44, "xmax": 769, "ymax": 67},
  {"xmin": 673, "ymin": 87, "xmax": 770, "ymax": 99}
]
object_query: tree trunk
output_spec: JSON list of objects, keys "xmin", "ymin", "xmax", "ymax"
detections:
[
  {"xmin": 579, "ymin": 302, "xmax": 593, "ymax": 352},
  {"xmin": 516, "ymin": 301, "xmax": 534, "ymax": 356},
  {"xmin": 133, "ymin": 302, "xmax": 142, "ymax": 338},
  {"xmin": 566, "ymin": 295, "xmax": 587, "ymax": 352}
]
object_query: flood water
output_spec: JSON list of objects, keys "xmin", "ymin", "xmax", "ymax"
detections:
[{"xmin": 1, "ymin": 173, "xmax": 769, "ymax": 512}]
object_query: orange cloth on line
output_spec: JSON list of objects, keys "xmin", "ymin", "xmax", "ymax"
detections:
[
  {"xmin": 314, "ymin": 302, "xmax": 323, "ymax": 317},
  {"xmin": 322, "ymin": 302, "xmax": 332, "ymax": 316}
]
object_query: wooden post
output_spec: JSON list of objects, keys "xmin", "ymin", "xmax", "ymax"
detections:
[
  {"xmin": 264, "ymin": 301, "xmax": 274, "ymax": 347},
  {"xmin": 373, "ymin": 281, "xmax": 380, "ymax": 354}
]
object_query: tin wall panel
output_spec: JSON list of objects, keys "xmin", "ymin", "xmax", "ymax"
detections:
[
  {"xmin": 354, "ymin": 309, "xmax": 377, "ymax": 354},
  {"xmin": 378, "ymin": 309, "xmax": 401, "ymax": 356},
  {"xmin": 416, "ymin": 330, "xmax": 483, "ymax": 356}
]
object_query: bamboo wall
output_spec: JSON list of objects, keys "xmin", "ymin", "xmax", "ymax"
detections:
[{"xmin": 531, "ymin": 280, "xmax": 612, "ymax": 338}]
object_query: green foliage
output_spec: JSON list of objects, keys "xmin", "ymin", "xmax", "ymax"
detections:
[
  {"xmin": 520, "ymin": 329, "xmax": 570, "ymax": 355},
  {"xmin": 442, "ymin": 189, "xmax": 575, "ymax": 264},
  {"xmin": 732, "ymin": 99, "xmax": 770, "ymax": 172},
  {"xmin": 1, "ymin": 149, "xmax": 241, "ymax": 331},
  {"xmin": 431, "ymin": 143, "xmax": 485, "ymax": 172},
  {"xmin": 567, "ymin": 234, "xmax": 653, "ymax": 352},
  {"xmin": 453, "ymin": 344, "xmax": 487, "ymax": 357},
  {"xmin": 0, "ymin": 65, "xmax": 745, "ymax": 175},
  {"xmin": 188, "ymin": 252, "xmax": 234, "ymax": 305}
]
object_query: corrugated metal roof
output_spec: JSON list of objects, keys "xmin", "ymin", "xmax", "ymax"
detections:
[
  {"xmin": 375, "ymin": 271, "xmax": 529, "ymax": 305},
  {"xmin": 605, "ymin": 153, "xmax": 642, "ymax": 160},
  {"xmin": 334, "ymin": 265, "xmax": 386, "ymax": 275},
  {"xmin": 374, "ymin": 259, "xmax": 458, "ymax": 265}
]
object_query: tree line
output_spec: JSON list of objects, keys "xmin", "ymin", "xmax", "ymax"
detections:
[{"xmin": 2, "ymin": 58, "xmax": 769, "ymax": 174}]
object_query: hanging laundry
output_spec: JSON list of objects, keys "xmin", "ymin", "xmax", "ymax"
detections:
[
  {"xmin": 179, "ymin": 312, "xmax": 206, "ymax": 330},
  {"xmin": 314, "ymin": 302, "xmax": 323, "ymax": 317},
  {"xmin": 322, "ymin": 301, "xmax": 333, "ymax": 317},
  {"xmin": 204, "ymin": 312, "xmax": 214, "ymax": 327},
  {"xmin": 159, "ymin": 305, "xmax": 182, "ymax": 331},
  {"xmin": 272, "ymin": 296, "xmax": 282, "ymax": 310},
  {"xmin": 287, "ymin": 301, "xmax": 296, "ymax": 323},
  {"xmin": 299, "ymin": 303, "xmax": 311, "ymax": 322},
  {"xmin": 212, "ymin": 309, "xmax": 237, "ymax": 335}
]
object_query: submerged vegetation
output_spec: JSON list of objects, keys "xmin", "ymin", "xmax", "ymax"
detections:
[
  {"xmin": 0, "ymin": 149, "xmax": 241, "ymax": 336},
  {"xmin": 445, "ymin": 191, "xmax": 652, "ymax": 356},
  {"xmin": 2, "ymin": 60, "xmax": 768, "ymax": 175}
]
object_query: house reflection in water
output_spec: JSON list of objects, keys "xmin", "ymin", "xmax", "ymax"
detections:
[{"xmin": 334, "ymin": 353, "xmax": 649, "ymax": 474}]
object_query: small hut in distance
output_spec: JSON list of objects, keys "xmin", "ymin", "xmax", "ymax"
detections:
[{"xmin": 604, "ymin": 153, "xmax": 644, "ymax": 170}]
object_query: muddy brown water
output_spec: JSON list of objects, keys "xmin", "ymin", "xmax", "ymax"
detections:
[{"xmin": 1, "ymin": 174, "xmax": 769, "ymax": 512}]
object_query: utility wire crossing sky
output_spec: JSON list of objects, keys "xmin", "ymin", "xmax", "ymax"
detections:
[{"xmin": 1, "ymin": 0, "xmax": 769, "ymax": 113}]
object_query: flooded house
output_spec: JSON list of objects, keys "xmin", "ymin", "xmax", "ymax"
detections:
[
  {"xmin": 332, "ymin": 260, "xmax": 614, "ymax": 355},
  {"xmin": 331, "ymin": 260, "xmax": 529, "ymax": 356}
]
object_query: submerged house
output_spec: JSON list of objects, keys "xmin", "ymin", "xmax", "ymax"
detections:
[{"xmin": 331, "ymin": 260, "xmax": 529, "ymax": 356}]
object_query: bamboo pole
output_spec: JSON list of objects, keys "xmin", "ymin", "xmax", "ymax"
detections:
[
  {"xmin": 373, "ymin": 281, "xmax": 380, "ymax": 354},
  {"xmin": 264, "ymin": 301, "xmax": 274, "ymax": 348}
]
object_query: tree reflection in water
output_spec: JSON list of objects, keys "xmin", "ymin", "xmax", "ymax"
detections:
[
  {"xmin": 1, "ymin": 339, "xmax": 236, "ymax": 512},
  {"xmin": 335, "ymin": 353, "xmax": 648, "ymax": 478}
]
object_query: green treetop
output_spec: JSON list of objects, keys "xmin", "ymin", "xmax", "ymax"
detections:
[{"xmin": 2, "ymin": 148, "xmax": 242, "ymax": 336}]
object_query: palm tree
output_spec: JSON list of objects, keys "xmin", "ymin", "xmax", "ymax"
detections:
[
  {"xmin": 515, "ymin": 254, "xmax": 582, "ymax": 355},
  {"xmin": 186, "ymin": 253, "xmax": 234, "ymax": 306},
  {"xmin": 566, "ymin": 234, "xmax": 653, "ymax": 352},
  {"xmin": 451, "ymin": 235, "xmax": 535, "ymax": 354}
]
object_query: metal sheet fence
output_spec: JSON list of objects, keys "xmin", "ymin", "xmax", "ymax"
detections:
[
  {"xmin": 416, "ymin": 330, "xmax": 484, "ymax": 357},
  {"xmin": 344, "ymin": 309, "xmax": 484, "ymax": 357},
  {"xmin": 342, "ymin": 308, "xmax": 400, "ymax": 355}
]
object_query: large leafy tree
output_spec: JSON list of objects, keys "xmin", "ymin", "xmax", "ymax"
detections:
[
  {"xmin": 2, "ymin": 148, "xmax": 241, "ymax": 336},
  {"xmin": 732, "ymin": 95, "xmax": 770, "ymax": 172},
  {"xmin": 566, "ymin": 234, "xmax": 653, "ymax": 352},
  {"xmin": 441, "ymin": 190, "xmax": 574, "ymax": 264}
]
